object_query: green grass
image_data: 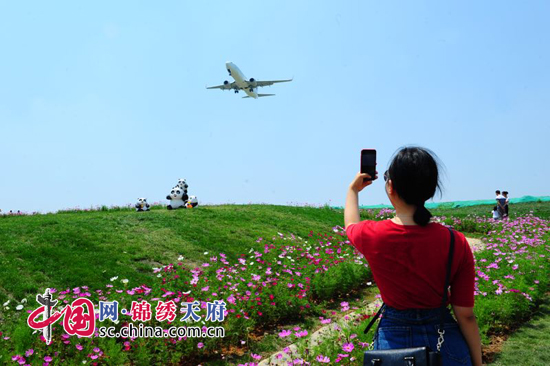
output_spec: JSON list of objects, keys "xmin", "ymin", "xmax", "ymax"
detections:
[
  {"xmin": 488, "ymin": 295, "xmax": 550, "ymax": 366},
  {"xmin": 1, "ymin": 202, "xmax": 548, "ymax": 304},
  {"xmin": 0, "ymin": 205, "xmax": 346, "ymax": 302},
  {"xmin": 0, "ymin": 202, "xmax": 548, "ymax": 364}
]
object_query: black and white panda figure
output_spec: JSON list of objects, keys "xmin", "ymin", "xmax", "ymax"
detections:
[
  {"xmin": 166, "ymin": 186, "xmax": 188, "ymax": 210},
  {"xmin": 186, "ymin": 195, "xmax": 198, "ymax": 208},
  {"xmin": 177, "ymin": 178, "xmax": 189, "ymax": 191},
  {"xmin": 135, "ymin": 198, "xmax": 150, "ymax": 212}
]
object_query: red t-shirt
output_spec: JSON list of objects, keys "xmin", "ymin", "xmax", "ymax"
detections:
[{"xmin": 346, "ymin": 220, "xmax": 475, "ymax": 309}]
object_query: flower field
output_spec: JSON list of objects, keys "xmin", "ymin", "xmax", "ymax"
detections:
[{"xmin": 0, "ymin": 207, "xmax": 548, "ymax": 365}]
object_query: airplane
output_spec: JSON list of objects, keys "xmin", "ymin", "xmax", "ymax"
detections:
[{"xmin": 207, "ymin": 61, "xmax": 292, "ymax": 99}]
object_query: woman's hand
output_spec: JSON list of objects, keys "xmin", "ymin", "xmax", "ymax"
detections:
[
  {"xmin": 345, "ymin": 171, "xmax": 377, "ymax": 228},
  {"xmin": 349, "ymin": 172, "xmax": 378, "ymax": 193}
]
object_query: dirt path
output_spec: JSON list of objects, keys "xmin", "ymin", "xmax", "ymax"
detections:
[
  {"xmin": 466, "ymin": 237, "xmax": 486, "ymax": 251},
  {"xmin": 258, "ymin": 300, "xmax": 383, "ymax": 365}
]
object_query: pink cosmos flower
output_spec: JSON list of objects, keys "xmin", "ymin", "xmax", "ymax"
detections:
[
  {"xmin": 342, "ymin": 342, "xmax": 354, "ymax": 352},
  {"xmin": 44, "ymin": 355, "xmax": 52, "ymax": 362},
  {"xmin": 197, "ymin": 342, "xmax": 204, "ymax": 348},
  {"xmin": 279, "ymin": 329, "xmax": 292, "ymax": 338},
  {"xmin": 316, "ymin": 355, "xmax": 330, "ymax": 363},
  {"xmin": 25, "ymin": 349, "xmax": 34, "ymax": 357}
]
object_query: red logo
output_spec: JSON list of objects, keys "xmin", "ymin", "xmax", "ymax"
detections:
[{"xmin": 27, "ymin": 289, "xmax": 95, "ymax": 344}]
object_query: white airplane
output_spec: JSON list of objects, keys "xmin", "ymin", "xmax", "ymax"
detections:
[{"xmin": 207, "ymin": 61, "xmax": 292, "ymax": 99}]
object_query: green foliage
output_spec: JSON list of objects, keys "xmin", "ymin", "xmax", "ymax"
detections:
[
  {"xmin": 0, "ymin": 205, "xmax": 348, "ymax": 302},
  {"xmin": 488, "ymin": 298, "xmax": 550, "ymax": 366},
  {"xmin": 0, "ymin": 203, "xmax": 548, "ymax": 365},
  {"xmin": 311, "ymin": 262, "xmax": 370, "ymax": 300}
]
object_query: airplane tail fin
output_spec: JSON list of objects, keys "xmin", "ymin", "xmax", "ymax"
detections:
[{"xmin": 242, "ymin": 94, "xmax": 276, "ymax": 99}]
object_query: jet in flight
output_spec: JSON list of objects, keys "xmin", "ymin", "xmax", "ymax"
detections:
[{"xmin": 207, "ymin": 61, "xmax": 292, "ymax": 99}]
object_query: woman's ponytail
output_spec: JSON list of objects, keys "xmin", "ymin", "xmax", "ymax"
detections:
[{"xmin": 413, "ymin": 203, "xmax": 432, "ymax": 226}]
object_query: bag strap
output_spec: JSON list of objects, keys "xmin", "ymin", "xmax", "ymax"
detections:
[
  {"xmin": 363, "ymin": 227, "xmax": 455, "ymax": 335},
  {"xmin": 363, "ymin": 303, "xmax": 386, "ymax": 334},
  {"xmin": 438, "ymin": 227, "xmax": 455, "ymax": 331}
]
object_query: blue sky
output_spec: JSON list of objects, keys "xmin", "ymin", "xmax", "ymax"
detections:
[{"xmin": 1, "ymin": 1, "xmax": 549, "ymax": 213}]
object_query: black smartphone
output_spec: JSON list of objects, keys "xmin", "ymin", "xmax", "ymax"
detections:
[{"xmin": 361, "ymin": 149, "xmax": 377, "ymax": 181}]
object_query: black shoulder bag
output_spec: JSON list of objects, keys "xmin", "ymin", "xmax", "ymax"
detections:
[{"xmin": 362, "ymin": 227, "xmax": 455, "ymax": 366}]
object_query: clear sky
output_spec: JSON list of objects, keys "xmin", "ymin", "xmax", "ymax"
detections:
[{"xmin": 1, "ymin": 1, "xmax": 549, "ymax": 213}]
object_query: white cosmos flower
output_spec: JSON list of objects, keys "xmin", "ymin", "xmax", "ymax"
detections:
[
  {"xmin": 157, "ymin": 274, "xmax": 162, "ymax": 278},
  {"xmin": 3, "ymin": 300, "xmax": 10, "ymax": 306},
  {"xmin": 110, "ymin": 276, "xmax": 118, "ymax": 282},
  {"xmin": 204, "ymin": 252, "xmax": 208, "ymax": 255},
  {"xmin": 178, "ymin": 255, "xmax": 184, "ymax": 261},
  {"xmin": 121, "ymin": 279, "xmax": 129, "ymax": 284},
  {"xmin": 16, "ymin": 305, "xmax": 23, "ymax": 311},
  {"xmin": 21, "ymin": 298, "xmax": 27, "ymax": 304}
]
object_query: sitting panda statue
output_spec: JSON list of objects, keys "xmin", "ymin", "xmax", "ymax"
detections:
[
  {"xmin": 186, "ymin": 195, "xmax": 198, "ymax": 208},
  {"xmin": 135, "ymin": 198, "xmax": 150, "ymax": 212},
  {"xmin": 166, "ymin": 186, "xmax": 188, "ymax": 210}
]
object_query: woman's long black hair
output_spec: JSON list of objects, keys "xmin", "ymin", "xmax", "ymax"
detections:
[{"xmin": 387, "ymin": 147, "xmax": 443, "ymax": 226}]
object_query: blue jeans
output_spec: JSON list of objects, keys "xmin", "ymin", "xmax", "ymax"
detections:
[{"xmin": 373, "ymin": 306, "xmax": 472, "ymax": 366}]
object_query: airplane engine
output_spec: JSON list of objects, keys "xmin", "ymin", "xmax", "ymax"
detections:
[
  {"xmin": 224, "ymin": 80, "xmax": 229, "ymax": 85},
  {"xmin": 249, "ymin": 78, "xmax": 257, "ymax": 87}
]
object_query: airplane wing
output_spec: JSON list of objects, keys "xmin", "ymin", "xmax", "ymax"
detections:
[
  {"xmin": 254, "ymin": 79, "xmax": 293, "ymax": 87},
  {"xmin": 206, "ymin": 82, "xmax": 235, "ymax": 90},
  {"xmin": 242, "ymin": 94, "xmax": 276, "ymax": 98}
]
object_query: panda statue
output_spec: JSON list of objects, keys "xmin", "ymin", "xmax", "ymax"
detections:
[
  {"xmin": 135, "ymin": 198, "xmax": 150, "ymax": 212},
  {"xmin": 186, "ymin": 195, "xmax": 198, "ymax": 208},
  {"xmin": 166, "ymin": 186, "xmax": 188, "ymax": 210},
  {"xmin": 177, "ymin": 178, "xmax": 188, "ymax": 191}
]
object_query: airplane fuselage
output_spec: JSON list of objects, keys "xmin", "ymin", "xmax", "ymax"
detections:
[{"xmin": 226, "ymin": 62, "xmax": 258, "ymax": 99}]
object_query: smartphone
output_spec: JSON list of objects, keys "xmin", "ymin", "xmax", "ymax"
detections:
[{"xmin": 361, "ymin": 149, "xmax": 377, "ymax": 181}]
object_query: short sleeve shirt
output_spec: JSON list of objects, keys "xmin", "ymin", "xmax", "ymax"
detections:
[{"xmin": 346, "ymin": 220, "xmax": 475, "ymax": 309}]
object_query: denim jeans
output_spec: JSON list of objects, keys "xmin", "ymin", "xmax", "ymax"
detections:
[{"xmin": 373, "ymin": 306, "xmax": 472, "ymax": 366}]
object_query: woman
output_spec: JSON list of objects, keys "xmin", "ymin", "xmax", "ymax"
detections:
[{"xmin": 344, "ymin": 147, "xmax": 482, "ymax": 366}]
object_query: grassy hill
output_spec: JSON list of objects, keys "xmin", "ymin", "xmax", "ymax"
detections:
[
  {"xmin": 1, "ymin": 201, "xmax": 548, "ymax": 304},
  {"xmin": 0, "ymin": 205, "xmax": 345, "ymax": 302}
]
